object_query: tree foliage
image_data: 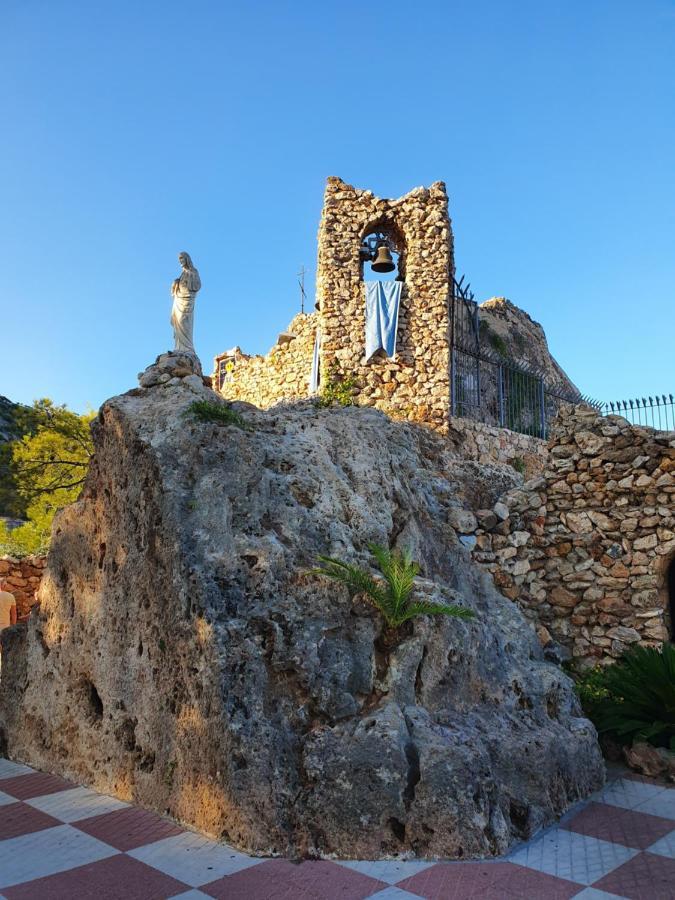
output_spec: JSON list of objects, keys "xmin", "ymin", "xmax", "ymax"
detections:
[
  {"xmin": 0, "ymin": 400, "xmax": 95, "ymax": 556},
  {"xmin": 313, "ymin": 543, "xmax": 475, "ymax": 630}
]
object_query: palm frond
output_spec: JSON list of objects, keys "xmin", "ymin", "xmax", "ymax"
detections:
[
  {"xmin": 398, "ymin": 601, "xmax": 475, "ymax": 625},
  {"xmin": 579, "ymin": 643, "xmax": 675, "ymax": 748},
  {"xmin": 312, "ymin": 545, "xmax": 475, "ymax": 632},
  {"xmin": 312, "ymin": 555, "xmax": 386, "ymax": 606}
]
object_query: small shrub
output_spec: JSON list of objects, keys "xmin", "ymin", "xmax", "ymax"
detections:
[
  {"xmin": 317, "ymin": 365, "xmax": 358, "ymax": 408},
  {"xmin": 187, "ymin": 400, "xmax": 252, "ymax": 431},
  {"xmin": 312, "ymin": 543, "xmax": 475, "ymax": 630},
  {"xmin": 575, "ymin": 644, "xmax": 675, "ymax": 750},
  {"xmin": 574, "ymin": 665, "xmax": 612, "ymax": 718},
  {"xmin": 511, "ymin": 456, "xmax": 526, "ymax": 476},
  {"xmin": 489, "ymin": 332, "xmax": 509, "ymax": 358}
]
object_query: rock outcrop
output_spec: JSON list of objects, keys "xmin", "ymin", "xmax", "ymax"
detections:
[
  {"xmin": 479, "ymin": 297, "xmax": 579, "ymax": 396},
  {"xmin": 0, "ymin": 368, "xmax": 603, "ymax": 859}
]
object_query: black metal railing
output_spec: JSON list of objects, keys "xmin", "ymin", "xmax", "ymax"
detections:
[
  {"xmin": 600, "ymin": 395, "xmax": 675, "ymax": 431},
  {"xmin": 450, "ymin": 277, "xmax": 596, "ymax": 439}
]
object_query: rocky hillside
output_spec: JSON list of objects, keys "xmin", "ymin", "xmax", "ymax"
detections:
[
  {"xmin": 479, "ymin": 297, "xmax": 579, "ymax": 396},
  {"xmin": 0, "ymin": 358, "xmax": 603, "ymax": 859}
]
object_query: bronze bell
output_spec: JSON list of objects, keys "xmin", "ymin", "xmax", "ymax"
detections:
[{"xmin": 371, "ymin": 243, "xmax": 395, "ymax": 273}]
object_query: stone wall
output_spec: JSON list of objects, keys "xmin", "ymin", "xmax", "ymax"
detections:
[
  {"xmin": 448, "ymin": 417, "xmax": 547, "ymax": 477},
  {"xmin": 317, "ymin": 177, "xmax": 452, "ymax": 430},
  {"xmin": 214, "ymin": 312, "xmax": 316, "ymax": 407},
  {"xmin": 461, "ymin": 408, "xmax": 675, "ymax": 666},
  {"xmin": 0, "ymin": 556, "xmax": 45, "ymax": 618}
]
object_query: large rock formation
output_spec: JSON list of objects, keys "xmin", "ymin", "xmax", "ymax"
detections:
[
  {"xmin": 0, "ymin": 369, "xmax": 604, "ymax": 859},
  {"xmin": 479, "ymin": 297, "xmax": 579, "ymax": 396}
]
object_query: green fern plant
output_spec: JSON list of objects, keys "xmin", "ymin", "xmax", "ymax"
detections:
[
  {"xmin": 579, "ymin": 643, "xmax": 675, "ymax": 749},
  {"xmin": 312, "ymin": 543, "xmax": 474, "ymax": 630}
]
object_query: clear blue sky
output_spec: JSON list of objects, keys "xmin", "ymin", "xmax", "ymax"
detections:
[{"xmin": 3, "ymin": 0, "xmax": 674, "ymax": 413}]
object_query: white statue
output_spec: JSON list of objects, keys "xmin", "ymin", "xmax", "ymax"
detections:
[{"xmin": 170, "ymin": 252, "xmax": 201, "ymax": 355}]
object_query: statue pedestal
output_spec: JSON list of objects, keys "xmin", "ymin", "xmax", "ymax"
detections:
[{"xmin": 138, "ymin": 351, "xmax": 204, "ymax": 389}]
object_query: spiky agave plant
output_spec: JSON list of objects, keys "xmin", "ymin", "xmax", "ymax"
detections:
[
  {"xmin": 313, "ymin": 543, "xmax": 474, "ymax": 630},
  {"xmin": 588, "ymin": 643, "xmax": 675, "ymax": 749}
]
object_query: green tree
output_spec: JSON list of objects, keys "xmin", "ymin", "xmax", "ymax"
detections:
[{"xmin": 0, "ymin": 400, "xmax": 95, "ymax": 556}]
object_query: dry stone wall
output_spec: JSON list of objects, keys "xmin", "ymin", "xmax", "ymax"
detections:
[
  {"xmin": 317, "ymin": 177, "xmax": 452, "ymax": 430},
  {"xmin": 448, "ymin": 417, "xmax": 547, "ymax": 477},
  {"xmin": 214, "ymin": 313, "xmax": 316, "ymax": 407},
  {"xmin": 0, "ymin": 555, "xmax": 45, "ymax": 618},
  {"xmin": 461, "ymin": 408, "xmax": 675, "ymax": 666}
]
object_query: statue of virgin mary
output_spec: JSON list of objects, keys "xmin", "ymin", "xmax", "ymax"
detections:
[{"xmin": 171, "ymin": 252, "xmax": 201, "ymax": 355}]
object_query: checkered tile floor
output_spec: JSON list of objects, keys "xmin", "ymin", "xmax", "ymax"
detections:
[{"xmin": 0, "ymin": 758, "xmax": 673, "ymax": 899}]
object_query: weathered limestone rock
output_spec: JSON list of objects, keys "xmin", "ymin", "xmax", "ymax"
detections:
[
  {"xmin": 478, "ymin": 298, "xmax": 579, "ymax": 397},
  {"xmin": 624, "ymin": 742, "xmax": 675, "ymax": 783},
  {"xmin": 0, "ymin": 382, "xmax": 603, "ymax": 859}
]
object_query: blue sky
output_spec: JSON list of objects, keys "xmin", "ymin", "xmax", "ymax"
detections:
[{"xmin": 3, "ymin": 0, "xmax": 674, "ymax": 413}]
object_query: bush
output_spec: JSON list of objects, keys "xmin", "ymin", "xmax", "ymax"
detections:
[
  {"xmin": 575, "ymin": 644, "xmax": 675, "ymax": 750},
  {"xmin": 317, "ymin": 365, "xmax": 357, "ymax": 408},
  {"xmin": 312, "ymin": 543, "xmax": 475, "ymax": 630},
  {"xmin": 187, "ymin": 400, "xmax": 252, "ymax": 431}
]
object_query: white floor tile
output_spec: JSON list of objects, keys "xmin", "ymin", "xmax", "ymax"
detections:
[
  {"xmin": 168, "ymin": 892, "xmax": 213, "ymax": 899},
  {"xmin": 572, "ymin": 888, "xmax": 629, "ymax": 899},
  {"xmin": 508, "ymin": 828, "xmax": 637, "ymax": 885},
  {"xmin": 337, "ymin": 859, "xmax": 436, "ymax": 885},
  {"xmin": 26, "ymin": 785, "xmax": 129, "ymax": 822},
  {"xmin": 0, "ymin": 824, "xmax": 118, "ymax": 889},
  {"xmin": 646, "ymin": 828, "xmax": 675, "ymax": 857},
  {"xmin": 129, "ymin": 831, "xmax": 264, "ymax": 887},
  {"xmin": 634, "ymin": 790, "xmax": 675, "ymax": 821},
  {"xmin": 0, "ymin": 759, "xmax": 35, "ymax": 780},
  {"xmin": 0, "ymin": 791, "xmax": 16, "ymax": 807},
  {"xmin": 597, "ymin": 778, "xmax": 666, "ymax": 812},
  {"xmin": 367, "ymin": 888, "xmax": 425, "ymax": 900}
]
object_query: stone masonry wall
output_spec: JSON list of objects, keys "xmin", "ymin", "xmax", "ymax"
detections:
[
  {"xmin": 459, "ymin": 407, "xmax": 675, "ymax": 666},
  {"xmin": 448, "ymin": 417, "xmax": 547, "ymax": 477},
  {"xmin": 317, "ymin": 177, "xmax": 452, "ymax": 430},
  {"xmin": 0, "ymin": 555, "xmax": 46, "ymax": 618},
  {"xmin": 215, "ymin": 312, "xmax": 316, "ymax": 407}
]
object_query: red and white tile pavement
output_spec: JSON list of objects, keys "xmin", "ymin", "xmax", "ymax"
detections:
[{"xmin": 0, "ymin": 757, "xmax": 673, "ymax": 899}]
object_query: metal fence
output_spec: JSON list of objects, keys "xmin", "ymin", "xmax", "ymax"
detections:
[
  {"xmin": 600, "ymin": 395, "xmax": 675, "ymax": 431},
  {"xmin": 449, "ymin": 278, "xmax": 594, "ymax": 439}
]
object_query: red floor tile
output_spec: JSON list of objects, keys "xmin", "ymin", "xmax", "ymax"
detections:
[
  {"xmin": 566, "ymin": 801, "xmax": 675, "ymax": 849},
  {"xmin": 593, "ymin": 850, "xmax": 675, "ymax": 899},
  {"xmin": 202, "ymin": 858, "xmax": 387, "ymax": 899},
  {"xmin": 0, "ymin": 772, "xmax": 76, "ymax": 800},
  {"xmin": 2, "ymin": 853, "xmax": 190, "ymax": 900},
  {"xmin": 73, "ymin": 805, "xmax": 185, "ymax": 851},
  {"xmin": 398, "ymin": 860, "xmax": 581, "ymax": 900},
  {"xmin": 0, "ymin": 801, "xmax": 62, "ymax": 840}
]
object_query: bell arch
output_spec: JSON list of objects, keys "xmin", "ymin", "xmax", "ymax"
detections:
[
  {"xmin": 316, "ymin": 176, "xmax": 453, "ymax": 429},
  {"xmin": 359, "ymin": 217, "xmax": 407, "ymax": 282}
]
